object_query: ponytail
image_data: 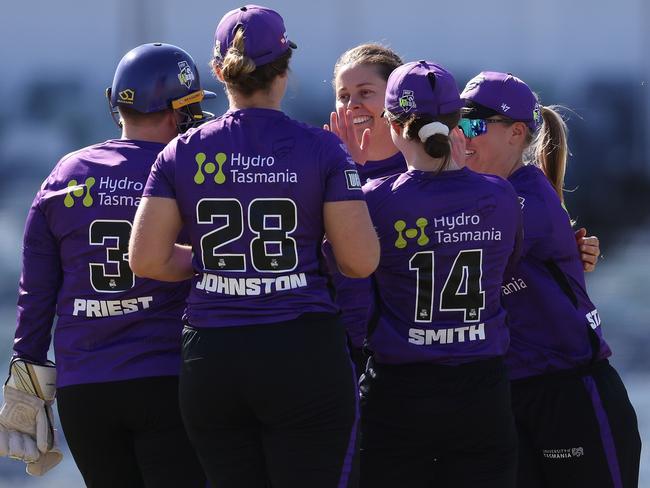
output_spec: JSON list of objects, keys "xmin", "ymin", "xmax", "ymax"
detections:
[
  {"xmin": 401, "ymin": 111, "xmax": 460, "ymax": 173},
  {"xmin": 220, "ymin": 28, "xmax": 257, "ymax": 82},
  {"xmin": 530, "ymin": 105, "xmax": 569, "ymax": 204},
  {"xmin": 212, "ymin": 28, "xmax": 292, "ymax": 97}
]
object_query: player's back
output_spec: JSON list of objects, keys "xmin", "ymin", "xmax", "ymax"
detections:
[
  {"xmin": 504, "ymin": 165, "xmax": 611, "ymax": 379},
  {"xmin": 149, "ymin": 108, "xmax": 364, "ymax": 327},
  {"xmin": 364, "ymin": 167, "xmax": 521, "ymax": 365},
  {"xmin": 20, "ymin": 139, "xmax": 189, "ymax": 387}
]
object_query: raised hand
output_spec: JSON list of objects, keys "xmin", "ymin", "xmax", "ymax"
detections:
[
  {"xmin": 324, "ymin": 106, "xmax": 371, "ymax": 165},
  {"xmin": 449, "ymin": 126, "xmax": 467, "ymax": 168}
]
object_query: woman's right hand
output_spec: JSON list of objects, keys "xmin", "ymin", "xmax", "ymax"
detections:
[
  {"xmin": 324, "ymin": 106, "xmax": 371, "ymax": 165},
  {"xmin": 450, "ymin": 126, "xmax": 467, "ymax": 168},
  {"xmin": 575, "ymin": 227, "xmax": 600, "ymax": 272}
]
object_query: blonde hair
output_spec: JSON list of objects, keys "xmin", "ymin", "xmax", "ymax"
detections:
[
  {"xmin": 212, "ymin": 28, "xmax": 292, "ymax": 96},
  {"xmin": 219, "ymin": 29, "xmax": 256, "ymax": 82},
  {"xmin": 525, "ymin": 105, "xmax": 569, "ymax": 205}
]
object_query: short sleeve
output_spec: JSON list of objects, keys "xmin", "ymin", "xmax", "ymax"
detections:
[
  {"xmin": 143, "ymin": 140, "xmax": 178, "ymax": 199},
  {"xmin": 320, "ymin": 132, "xmax": 365, "ymax": 202}
]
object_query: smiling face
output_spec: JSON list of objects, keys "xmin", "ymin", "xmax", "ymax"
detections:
[
  {"xmin": 334, "ymin": 63, "xmax": 395, "ymax": 160},
  {"xmin": 463, "ymin": 117, "xmax": 527, "ymax": 178}
]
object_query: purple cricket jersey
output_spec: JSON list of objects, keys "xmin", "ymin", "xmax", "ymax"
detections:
[
  {"xmin": 14, "ymin": 140, "xmax": 191, "ymax": 388},
  {"xmin": 357, "ymin": 151, "xmax": 406, "ymax": 184},
  {"xmin": 503, "ymin": 165, "xmax": 611, "ymax": 380},
  {"xmin": 143, "ymin": 108, "xmax": 365, "ymax": 328},
  {"xmin": 364, "ymin": 167, "xmax": 522, "ymax": 365},
  {"xmin": 322, "ymin": 151, "xmax": 407, "ymax": 348}
]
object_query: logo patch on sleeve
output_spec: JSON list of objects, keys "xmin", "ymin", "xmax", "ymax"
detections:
[{"xmin": 345, "ymin": 169, "xmax": 362, "ymax": 190}]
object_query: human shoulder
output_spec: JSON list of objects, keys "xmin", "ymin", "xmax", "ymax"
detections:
[
  {"xmin": 361, "ymin": 173, "xmax": 404, "ymax": 210},
  {"xmin": 508, "ymin": 165, "xmax": 558, "ymax": 236},
  {"xmin": 43, "ymin": 140, "xmax": 116, "ymax": 186},
  {"xmin": 363, "ymin": 172, "xmax": 401, "ymax": 193},
  {"xmin": 470, "ymin": 170, "xmax": 516, "ymax": 196}
]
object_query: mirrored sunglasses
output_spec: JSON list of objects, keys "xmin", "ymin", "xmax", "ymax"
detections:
[{"xmin": 458, "ymin": 118, "xmax": 511, "ymax": 138}]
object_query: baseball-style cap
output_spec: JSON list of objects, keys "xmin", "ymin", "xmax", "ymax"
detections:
[
  {"xmin": 213, "ymin": 5, "xmax": 297, "ymax": 68},
  {"xmin": 460, "ymin": 71, "xmax": 542, "ymax": 131},
  {"xmin": 384, "ymin": 60, "xmax": 463, "ymax": 120}
]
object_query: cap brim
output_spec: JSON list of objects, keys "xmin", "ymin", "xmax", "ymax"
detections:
[
  {"xmin": 460, "ymin": 100, "xmax": 501, "ymax": 119},
  {"xmin": 203, "ymin": 90, "xmax": 217, "ymax": 100},
  {"xmin": 288, "ymin": 40, "xmax": 297, "ymax": 49}
]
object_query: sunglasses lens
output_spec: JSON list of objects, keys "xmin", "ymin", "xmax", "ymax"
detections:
[{"xmin": 458, "ymin": 118, "xmax": 487, "ymax": 138}]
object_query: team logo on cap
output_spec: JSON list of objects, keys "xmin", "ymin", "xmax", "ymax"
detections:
[
  {"xmin": 118, "ymin": 89, "xmax": 135, "ymax": 104},
  {"xmin": 178, "ymin": 61, "xmax": 195, "ymax": 89},
  {"xmin": 464, "ymin": 74, "xmax": 485, "ymax": 93},
  {"xmin": 532, "ymin": 104, "xmax": 542, "ymax": 129},
  {"xmin": 213, "ymin": 40, "xmax": 222, "ymax": 60},
  {"xmin": 399, "ymin": 90, "xmax": 416, "ymax": 113}
]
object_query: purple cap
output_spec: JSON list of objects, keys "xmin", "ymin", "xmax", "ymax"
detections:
[
  {"xmin": 460, "ymin": 71, "xmax": 542, "ymax": 131},
  {"xmin": 213, "ymin": 5, "xmax": 297, "ymax": 68},
  {"xmin": 384, "ymin": 60, "xmax": 462, "ymax": 120}
]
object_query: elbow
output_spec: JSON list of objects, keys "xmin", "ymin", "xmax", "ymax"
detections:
[
  {"xmin": 128, "ymin": 255, "xmax": 155, "ymax": 280},
  {"xmin": 128, "ymin": 246, "xmax": 162, "ymax": 280},
  {"xmin": 339, "ymin": 266, "xmax": 374, "ymax": 279},
  {"xmin": 338, "ymin": 241, "xmax": 380, "ymax": 279}
]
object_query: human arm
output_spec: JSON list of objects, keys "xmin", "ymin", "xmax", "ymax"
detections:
[
  {"xmin": 323, "ymin": 200, "xmax": 379, "ymax": 278},
  {"xmin": 129, "ymin": 196, "xmax": 193, "ymax": 281},
  {"xmin": 4, "ymin": 203, "xmax": 64, "ymax": 473},
  {"xmin": 13, "ymin": 197, "xmax": 62, "ymax": 363}
]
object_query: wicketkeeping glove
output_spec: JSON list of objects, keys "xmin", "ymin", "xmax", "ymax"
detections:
[{"xmin": 0, "ymin": 358, "xmax": 63, "ymax": 475}]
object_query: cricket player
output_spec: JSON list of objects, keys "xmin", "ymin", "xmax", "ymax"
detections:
[
  {"xmin": 128, "ymin": 5, "xmax": 379, "ymax": 488},
  {"xmin": 359, "ymin": 60, "xmax": 522, "ymax": 488},
  {"xmin": 460, "ymin": 70, "xmax": 641, "ymax": 488},
  {"xmin": 0, "ymin": 42, "xmax": 213, "ymax": 487}
]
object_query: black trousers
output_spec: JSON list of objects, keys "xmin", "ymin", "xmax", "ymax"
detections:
[
  {"xmin": 57, "ymin": 376, "xmax": 205, "ymax": 488},
  {"xmin": 179, "ymin": 313, "xmax": 359, "ymax": 488},
  {"xmin": 512, "ymin": 360, "xmax": 641, "ymax": 488},
  {"xmin": 360, "ymin": 357, "xmax": 517, "ymax": 488}
]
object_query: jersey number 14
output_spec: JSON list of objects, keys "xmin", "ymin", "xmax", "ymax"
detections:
[{"xmin": 409, "ymin": 249, "xmax": 485, "ymax": 323}]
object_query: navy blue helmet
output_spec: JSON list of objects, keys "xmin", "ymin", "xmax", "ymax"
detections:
[{"xmin": 107, "ymin": 42, "xmax": 216, "ymax": 132}]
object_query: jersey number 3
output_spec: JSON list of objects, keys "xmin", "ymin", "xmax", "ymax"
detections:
[{"xmin": 88, "ymin": 220, "xmax": 134, "ymax": 292}]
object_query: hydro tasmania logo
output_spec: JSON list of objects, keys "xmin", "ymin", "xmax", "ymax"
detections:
[
  {"xmin": 64, "ymin": 177, "xmax": 95, "ymax": 207},
  {"xmin": 64, "ymin": 176, "xmax": 145, "ymax": 208},
  {"xmin": 394, "ymin": 218, "xmax": 430, "ymax": 248},
  {"xmin": 194, "ymin": 152, "xmax": 228, "ymax": 184},
  {"xmin": 193, "ymin": 151, "xmax": 299, "ymax": 185}
]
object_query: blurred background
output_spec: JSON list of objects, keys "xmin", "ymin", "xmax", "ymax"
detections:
[{"xmin": 0, "ymin": 0, "xmax": 648, "ymax": 485}]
